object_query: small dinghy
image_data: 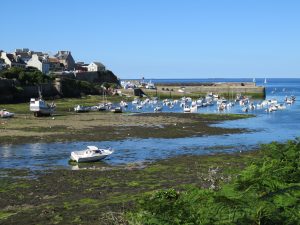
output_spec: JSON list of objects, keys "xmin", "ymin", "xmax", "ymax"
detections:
[
  {"xmin": 0, "ymin": 109, "xmax": 14, "ymax": 118},
  {"xmin": 70, "ymin": 146, "xmax": 114, "ymax": 163}
]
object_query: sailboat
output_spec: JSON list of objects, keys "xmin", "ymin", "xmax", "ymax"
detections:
[
  {"xmin": 253, "ymin": 78, "xmax": 256, "ymax": 83},
  {"xmin": 264, "ymin": 78, "xmax": 267, "ymax": 84}
]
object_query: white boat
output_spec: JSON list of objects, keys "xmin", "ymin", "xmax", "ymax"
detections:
[
  {"xmin": 154, "ymin": 106, "xmax": 163, "ymax": 112},
  {"xmin": 70, "ymin": 146, "xmax": 114, "ymax": 163},
  {"xmin": 30, "ymin": 97, "xmax": 56, "ymax": 117},
  {"xmin": 120, "ymin": 101, "xmax": 128, "ymax": 107},
  {"xmin": 0, "ymin": 109, "xmax": 14, "ymax": 118},
  {"xmin": 74, "ymin": 105, "xmax": 90, "ymax": 113},
  {"xmin": 264, "ymin": 78, "xmax": 267, "ymax": 84},
  {"xmin": 183, "ymin": 105, "xmax": 191, "ymax": 113},
  {"xmin": 110, "ymin": 106, "xmax": 122, "ymax": 113},
  {"xmin": 136, "ymin": 105, "xmax": 143, "ymax": 110}
]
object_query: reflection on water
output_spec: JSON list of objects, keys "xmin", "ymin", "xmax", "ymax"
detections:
[{"xmin": 0, "ymin": 79, "xmax": 299, "ymax": 170}]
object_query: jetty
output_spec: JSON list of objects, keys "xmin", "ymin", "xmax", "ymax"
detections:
[{"xmin": 121, "ymin": 82, "xmax": 266, "ymax": 99}]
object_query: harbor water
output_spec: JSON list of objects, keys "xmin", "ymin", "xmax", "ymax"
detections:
[{"xmin": 0, "ymin": 78, "xmax": 299, "ymax": 170}]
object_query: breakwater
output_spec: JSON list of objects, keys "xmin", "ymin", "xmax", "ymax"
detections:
[{"xmin": 122, "ymin": 82, "xmax": 265, "ymax": 99}]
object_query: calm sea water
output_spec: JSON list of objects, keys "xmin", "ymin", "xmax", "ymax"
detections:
[{"xmin": 0, "ymin": 78, "xmax": 299, "ymax": 170}]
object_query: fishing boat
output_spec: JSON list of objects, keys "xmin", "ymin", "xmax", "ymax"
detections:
[
  {"xmin": 30, "ymin": 96, "xmax": 56, "ymax": 117},
  {"xmin": 70, "ymin": 146, "xmax": 114, "ymax": 163},
  {"xmin": 0, "ymin": 109, "xmax": 14, "ymax": 118}
]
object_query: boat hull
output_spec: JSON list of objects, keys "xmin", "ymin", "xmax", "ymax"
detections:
[{"xmin": 71, "ymin": 153, "xmax": 109, "ymax": 163}]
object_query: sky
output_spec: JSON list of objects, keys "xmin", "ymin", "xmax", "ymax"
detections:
[{"xmin": 1, "ymin": 0, "xmax": 300, "ymax": 78}]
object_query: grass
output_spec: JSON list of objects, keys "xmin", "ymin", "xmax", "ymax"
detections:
[{"xmin": 0, "ymin": 211, "xmax": 16, "ymax": 220}]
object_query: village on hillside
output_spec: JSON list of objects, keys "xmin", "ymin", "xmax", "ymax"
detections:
[
  {"xmin": 0, "ymin": 48, "xmax": 120, "ymax": 103},
  {"xmin": 0, "ymin": 48, "xmax": 106, "ymax": 75}
]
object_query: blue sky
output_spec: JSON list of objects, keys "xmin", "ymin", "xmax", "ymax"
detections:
[{"xmin": 1, "ymin": 0, "xmax": 300, "ymax": 78}]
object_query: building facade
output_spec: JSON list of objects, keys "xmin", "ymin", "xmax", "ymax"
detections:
[
  {"xmin": 27, "ymin": 54, "xmax": 50, "ymax": 74},
  {"xmin": 54, "ymin": 51, "xmax": 75, "ymax": 71},
  {"xmin": 87, "ymin": 62, "xmax": 106, "ymax": 72},
  {"xmin": 0, "ymin": 52, "xmax": 26, "ymax": 68}
]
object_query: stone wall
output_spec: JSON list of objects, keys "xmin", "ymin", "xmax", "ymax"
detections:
[{"xmin": 74, "ymin": 70, "xmax": 120, "ymax": 84}]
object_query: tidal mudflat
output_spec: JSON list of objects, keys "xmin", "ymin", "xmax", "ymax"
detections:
[
  {"xmin": 0, "ymin": 112, "xmax": 250, "ymax": 144},
  {"xmin": 0, "ymin": 150, "xmax": 260, "ymax": 225}
]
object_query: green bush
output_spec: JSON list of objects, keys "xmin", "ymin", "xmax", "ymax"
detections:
[
  {"xmin": 0, "ymin": 67, "xmax": 51, "ymax": 85},
  {"xmin": 128, "ymin": 140, "xmax": 300, "ymax": 225}
]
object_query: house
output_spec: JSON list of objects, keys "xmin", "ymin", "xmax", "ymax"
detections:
[
  {"xmin": 0, "ymin": 52, "xmax": 26, "ymax": 68},
  {"xmin": 14, "ymin": 48, "xmax": 49, "ymax": 63},
  {"xmin": 48, "ymin": 57, "xmax": 64, "ymax": 72},
  {"xmin": 75, "ymin": 62, "xmax": 88, "ymax": 72},
  {"xmin": 87, "ymin": 62, "xmax": 106, "ymax": 72},
  {"xmin": 54, "ymin": 51, "xmax": 75, "ymax": 71},
  {"xmin": 14, "ymin": 48, "xmax": 31, "ymax": 63},
  {"xmin": 0, "ymin": 58, "xmax": 6, "ymax": 71},
  {"xmin": 27, "ymin": 54, "xmax": 50, "ymax": 74}
]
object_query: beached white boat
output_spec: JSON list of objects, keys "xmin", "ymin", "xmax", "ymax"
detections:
[
  {"xmin": 70, "ymin": 146, "xmax": 114, "ymax": 163},
  {"xmin": 30, "ymin": 97, "xmax": 56, "ymax": 117},
  {"xmin": 110, "ymin": 106, "xmax": 122, "ymax": 113},
  {"xmin": 74, "ymin": 105, "xmax": 90, "ymax": 113},
  {"xmin": 0, "ymin": 109, "xmax": 14, "ymax": 118}
]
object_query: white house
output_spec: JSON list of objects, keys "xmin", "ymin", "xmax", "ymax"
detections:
[
  {"xmin": 27, "ymin": 54, "xmax": 50, "ymax": 74},
  {"xmin": 0, "ymin": 52, "xmax": 26, "ymax": 68},
  {"xmin": 87, "ymin": 62, "xmax": 106, "ymax": 72}
]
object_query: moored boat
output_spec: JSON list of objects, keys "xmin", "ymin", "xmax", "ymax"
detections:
[
  {"xmin": 30, "ymin": 97, "xmax": 56, "ymax": 117},
  {"xmin": 70, "ymin": 146, "xmax": 114, "ymax": 163}
]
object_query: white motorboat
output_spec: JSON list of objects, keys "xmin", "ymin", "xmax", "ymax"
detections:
[
  {"xmin": 120, "ymin": 101, "xmax": 128, "ymax": 107},
  {"xmin": 70, "ymin": 146, "xmax": 114, "ymax": 163},
  {"xmin": 154, "ymin": 106, "xmax": 163, "ymax": 112},
  {"xmin": 183, "ymin": 105, "xmax": 191, "ymax": 113},
  {"xmin": 0, "ymin": 109, "xmax": 14, "ymax": 118},
  {"xmin": 74, "ymin": 105, "xmax": 90, "ymax": 113}
]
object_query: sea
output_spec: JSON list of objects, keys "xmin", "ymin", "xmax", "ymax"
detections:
[{"xmin": 0, "ymin": 78, "xmax": 299, "ymax": 170}]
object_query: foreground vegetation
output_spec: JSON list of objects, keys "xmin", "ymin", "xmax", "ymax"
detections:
[{"xmin": 128, "ymin": 140, "xmax": 300, "ymax": 225}]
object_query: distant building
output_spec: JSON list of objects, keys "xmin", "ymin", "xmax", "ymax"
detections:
[
  {"xmin": 14, "ymin": 48, "xmax": 49, "ymax": 64},
  {"xmin": 14, "ymin": 48, "xmax": 31, "ymax": 63},
  {"xmin": 27, "ymin": 54, "xmax": 50, "ymax": 74},
  {"xmin": 0, "ymin": 58, "xmax": 6, "ymax": 71},
  {"xmin": 0, "ymin": 52, "xmax": 26, "ymax": 68},
  {"xmin": 87, "ymin": 62, "xmax": 106, "ymax": 72},
  {"xmin": 54, "ymin": 51, "xmax": 75, "ymax": 71},
  {"xmin": 75, "ymin": 62, "xmax": 88, "ymax": 72},
  {"xmin": 48, "ymin": 57, "xmax": 64, "ymax": 72}
]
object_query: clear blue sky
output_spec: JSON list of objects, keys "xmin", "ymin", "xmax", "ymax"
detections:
[{"xmin": 1, "ymin": 0, "xmax": 300, "ymax": 78}]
